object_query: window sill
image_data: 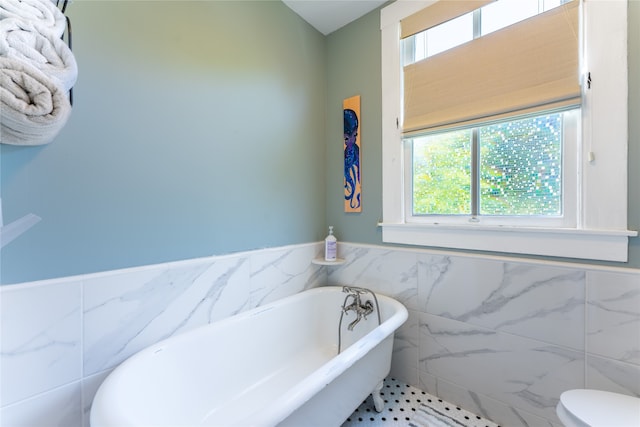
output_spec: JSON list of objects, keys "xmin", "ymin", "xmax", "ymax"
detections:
[{"xmin": 378, "ymin": 223, "xmax": 637, "ymax": 262}]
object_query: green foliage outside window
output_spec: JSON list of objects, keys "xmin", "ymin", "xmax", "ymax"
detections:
[{"xmin": 412, "ymin": 130, "xmax": 472, "ymax": 215}]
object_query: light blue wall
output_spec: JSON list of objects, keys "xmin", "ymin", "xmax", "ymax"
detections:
[
  {"xmin": 325, "ymin": 3, "xmax": 640, "ymax": 269},
  {"xmin": 325, "ymin": 9, "xmax": 384, "ymax": 245},
  {"xmin": 3, "ymin": 1, "xmax": 637, "ymax": 285},
  {"xmin": 0, "ymin": 1, "xmax": 327, "ymax": 284}
]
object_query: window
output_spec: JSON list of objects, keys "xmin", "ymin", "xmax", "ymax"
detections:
[
  {"xmin": 402, "ymin": 0, "xmax": 573, "ymax": 66},
  {"xmin": 405, "ymin": 109, "xmax": 578, "ymax": 227},
  {"xmin": 380, "ymin": 0, "xmax": 636, "ymax": 262},
  {"xmin": 408, "ymin": 12, "xmax": 473, "ymax": 62}
]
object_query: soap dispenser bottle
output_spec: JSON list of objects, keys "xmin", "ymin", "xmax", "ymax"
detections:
[{"xmin": 324, "ymin": 226, "xmax": 337, "ymax": 262}]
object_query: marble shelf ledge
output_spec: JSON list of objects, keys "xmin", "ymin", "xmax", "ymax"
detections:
[{"xmin": 311, "ymin": 258, "xmax": 346, "ymax": 266}]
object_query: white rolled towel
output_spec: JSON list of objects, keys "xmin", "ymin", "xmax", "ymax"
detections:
[
  {"xmin": 0, "ymin": 56, "xmax": 71, "ymax": 146},
  {"xmin": 0, "ymin": 18, "xmax": 77, "ymax": 91},
  {"xmin": 0, "ymin": 0, "xmax": 66, "ymax": 39}
]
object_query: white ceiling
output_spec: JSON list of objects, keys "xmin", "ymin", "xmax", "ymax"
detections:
[{"xmin": 282, "ymin": 0, "xmax": 387, "ymax": 35}]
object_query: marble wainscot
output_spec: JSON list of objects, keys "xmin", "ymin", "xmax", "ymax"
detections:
[
  {"xmin": 327, "ymin": 243, "xmax": 640, "ymax": 427},
  {"xmin": 1, "ymin": 241, "xmax": 639, "ymax": 427},
  {"xmin": 0, "ymin": 243, "xmax": 324, "ymax": 427}
]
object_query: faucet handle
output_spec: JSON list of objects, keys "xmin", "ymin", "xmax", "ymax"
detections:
[{"xmin": 362, "ymin": 300, "xmax": 374, "ymax": 316}]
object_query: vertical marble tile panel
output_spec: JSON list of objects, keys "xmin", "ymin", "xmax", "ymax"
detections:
[
  {"xmin": 83, "ymin": 264, "xmax": 194, "ymax": 375},
  {"xmin": 1, "ymin": 281, "xmax": 81, "ymax": 406},
  {"xmin": 0, "ymin": 381, "xmax": 82, "ymax": 427},
  {"xmin": 417, "ymin": 371, "xmax": 438, "ymax": 396},
  {"xmin": 81, "ymin": 370, "xmax": 111, "ymax": 427},
  {"xmin": 390, "ymin": 309, "xmax": 419, "ymax": 386},
  {"xmin": 435, "ymin": 378, "xmax": 560, "ymax": 427},
  {"xmin": 586, "ymin": 270, "xmax": 640, "ymax": 365},
  {"xmin": 83, "ymin": 257, "xmax": 251, "ymax": 375},
  {"xmin": 161, "ymin": 255, "xmax": 251, "ymax": 333},
  {"xmin": 249, "ymin": 244, "xmax": 324, "ymax": 307},
  {"xmin": 586, "ymin": 354, "xmax": 640, "ymax": 397},
  {"xmin": 327, "ymin": 244, "xmax": 418, "ymax": 310},
  {"xmin": 418, "ymin": 254, "xmax": 585, "ymax": 350},
  {"xmin": 419, "ymin": 313, "xmax": 584, "ymax": 421}
]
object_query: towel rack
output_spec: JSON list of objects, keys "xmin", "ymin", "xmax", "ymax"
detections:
[{"xmin": 56, "ymin": 0, "xmax": 74, "ymax": 106}]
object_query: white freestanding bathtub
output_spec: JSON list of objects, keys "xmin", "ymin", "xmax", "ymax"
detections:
[{"xmin": 90, "ymin": 285, "xmax": 408, "ymax": 427}]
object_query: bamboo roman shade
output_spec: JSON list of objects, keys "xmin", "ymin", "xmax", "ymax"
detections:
[{"xmin": 402, "ymin": 0, "xmax": 581, "ymax": 134}]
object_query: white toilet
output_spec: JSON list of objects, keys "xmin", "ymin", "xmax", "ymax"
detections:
[{"xmin": 556, "ymin": 389, "xmax": 640, "ymax": 427}]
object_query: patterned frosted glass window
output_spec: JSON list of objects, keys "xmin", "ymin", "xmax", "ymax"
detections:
[
  {"xmin": 479, "ymin": 114, "xmax": 562, "ymax": 216},
  {"xmin": 409, "ymin": 111, "xmax": 572, "ymax": 218}
]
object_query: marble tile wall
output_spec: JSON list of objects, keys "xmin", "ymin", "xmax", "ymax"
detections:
[
  {"xmin": 0, "ymin": 243, "xmax": 324, "ymax": 427},
  {"xmin": 1, "ymin": 241, "xmax": 638, "ymax": 427},
  {"xmin": 327, "ymin": 243, "xmax": 640, "ymax": 427}
]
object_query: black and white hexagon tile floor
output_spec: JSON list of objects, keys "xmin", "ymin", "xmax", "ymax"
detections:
[{"xmin": 342, "ymin": 378, "xmax": 500, "ymax": 427}]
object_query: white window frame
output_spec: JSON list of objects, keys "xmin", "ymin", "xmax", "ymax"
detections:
[{"xmin": 380, "ymin": 0, "xmax": 637, "ymax": 262}]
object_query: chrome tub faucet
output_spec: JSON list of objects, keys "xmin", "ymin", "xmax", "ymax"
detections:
[{"xmin": 341, "ymin": 286, "xmax": 375, "ymax": 330}]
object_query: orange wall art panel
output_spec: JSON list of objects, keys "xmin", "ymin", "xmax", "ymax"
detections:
[{"xmin": 343, "ymin": 95, "xmax": 361, "ymax": 212}]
